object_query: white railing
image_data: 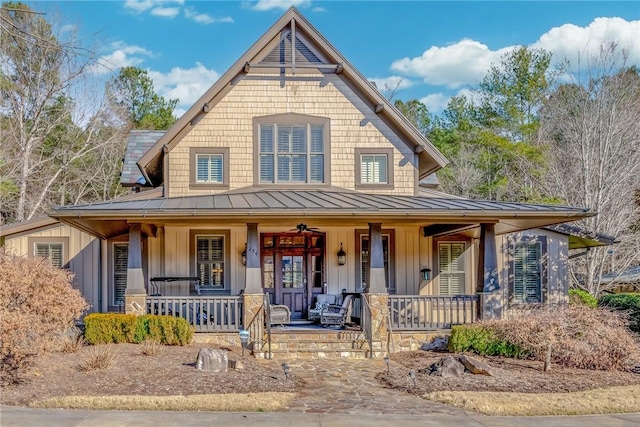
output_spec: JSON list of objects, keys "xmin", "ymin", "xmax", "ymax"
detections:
[
  {"xmin": 147, "ymin": 296, "xmax": 242, "ymax": 332},
  {"xmin": 388, "ymin": 295, "xmax": 479, "ymax": 330}
]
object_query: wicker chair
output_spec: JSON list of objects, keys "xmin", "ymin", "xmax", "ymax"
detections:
[
  {"xmin": 308, "ymin": 294, "xmax": 338, "ymax": 321},
  {"xmin": 268, "ymin": 301, "xmax": 291, "ymax": 325},
  {"xmin": 320, "ymin": 295, "xmax": 353, "ymax": 327}
]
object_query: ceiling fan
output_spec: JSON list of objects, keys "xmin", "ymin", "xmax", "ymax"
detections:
[{"xmin": 290, "ymin": 223, "xmax": 320, "ymax": 233}]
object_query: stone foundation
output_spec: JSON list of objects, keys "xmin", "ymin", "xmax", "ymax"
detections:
[
  {"xmin": 124, "ymin": 293, "xmax": 146, "ymax": 315},
  {"xmin": 389, "ymin": 331, "xmax": 443, "ymax": 352}
]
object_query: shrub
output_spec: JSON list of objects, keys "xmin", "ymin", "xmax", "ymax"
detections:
[
  {"xmin": 599, "ymin": 293, "xmax": 640, "ymax": 335},
  {"xmin": 140, "ymin": 338, "xmax": 163, "ymax": 356},
  {"xmin": 487, "ymin": 305, "xmax": 640, "ymax": 371},
  {"xmin": 569, "ymin": 288, "xmax": 598, "ymax": 308},
  {"xmin": 0, "ymin": 250, "xmax": 88, "ymax": 385},
  {"xmin": 79, "ymin": 345, "xmax": 116, "ymax": 372},
  {"xmin": 59, "ymin": 327, "xmax": 87, "ymax": 353},
  {"xmin": 449, "ymin": 324, "xmax": 527, "ymax": 358},
  {"xmin": 84, "ymin": 313, "xmax": 193, "ymax": 345}
]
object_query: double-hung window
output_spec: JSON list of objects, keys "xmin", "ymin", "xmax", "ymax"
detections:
[
  {"xmin": 438, "ymin": 242, "xmax": 465, "ymax": 295},
  {"xmin": 255, "ymin": 114, "xmax": 329, "ymax": 185}
]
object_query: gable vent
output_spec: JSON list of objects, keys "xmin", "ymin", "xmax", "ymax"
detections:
[{"xmin": 261, "ymin": 31, "xmax": 323, "ymax": 65}]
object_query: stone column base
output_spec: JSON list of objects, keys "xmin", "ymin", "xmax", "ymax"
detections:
[
  {"xmin": 243, "ymin": 293, "xmax": 265, "ymax": 352},
  {"xmin": 124, "ymin": 292, "xmax": 147, "ymax": 315},
  {"xmin": 364, "ymin": 293, "xmax": 389, "ymax": 356}
]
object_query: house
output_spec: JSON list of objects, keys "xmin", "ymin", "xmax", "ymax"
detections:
[{"xmin": 1, "ymin": 8, "xmax": 602, "ymax": 356}]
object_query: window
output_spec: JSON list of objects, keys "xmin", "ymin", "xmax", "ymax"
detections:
[
  {"xmin": 254, "ymin": 114, "xmax": 330, "ymax": 185},
  {"xmin": 28, "ymin": 237, "xmax": 69, "ymax": 268},
  {"xmin": 196, "ymin": 235, "xmax": 225, "ymax": 289},
  {"xmin": 512, "ymin": 241, "xmax": 543, "ymax": 303},
  {"xmin": 438, "ymin": 242, "xmax": 465, "ymax": 295},
  {"xmin": 196, "ymin": 154, "xmax": 223, "ymax": 183},
  {"xmin": 356, "ymin": 230, "xmax": 395, "ymax": 293},
  {"xmin": 36, "ymin": 243, "xmax": 64, "ymax": 268},
  {"xmin": 355, "ymin": 148, "xmax": 394, "ymax": 189},
  {"xmin": 113, "ymin": 243, "xmax": 128, "ymax": 306},
  {"xmin": 189, "ymin": 148, "xmax": 229, "ymax": 189}
]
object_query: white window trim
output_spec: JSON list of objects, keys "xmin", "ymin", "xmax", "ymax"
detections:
[
  {"xmin": 195, "ymin": 153, "xmax": 224, "ymax": 184},
  {"xmin": 355, "ymin": 148, "xmax": 394, "ymax": 189}
]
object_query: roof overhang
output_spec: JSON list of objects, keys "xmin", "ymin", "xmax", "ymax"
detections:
[
  {"xmin": 49, "ymin": 189, "xmax": 594, "ymax": 240},
  {"xmin": 544, "ymin": 223, "xmax": 617, "ymax": 250}
]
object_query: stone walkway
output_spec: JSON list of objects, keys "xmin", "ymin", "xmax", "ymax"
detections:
[{"xmin": 276, "ymin": 358, "xmax": 470, "ymax": 415}]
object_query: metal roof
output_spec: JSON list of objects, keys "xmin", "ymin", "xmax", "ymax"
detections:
[
  {"xmin": 120, "ymin": 130, "xmax": 166, "ymax": 186},
  {"xmin": 544, "ymin": 223, "xmax": 617, "ymax": 249},
  {"xmin": 53, "ymin": 188, "xmax": 589, "ymax": 216}
]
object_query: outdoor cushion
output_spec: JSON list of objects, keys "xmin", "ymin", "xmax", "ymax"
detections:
[{"xmin": 308, "ymin": 294, "xmax": 338, "ymax": 321}]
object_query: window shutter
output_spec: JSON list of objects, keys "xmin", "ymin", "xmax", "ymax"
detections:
[
  {"xmin": 513, "ymin": 242, "xmax": 542, "ymax": 303},
  {"xmin": 439, "ymin": 243, "xmax": 465, "ymax": 295},
  {"xmin": 114, "ymin": 244, "xmax": 128, "ymax": 305},
  {"xmin": 36, "ymin": 243, "xmax": 63, "ymax": 268},
  {"xmin": 197, "ymin": 236, "xmax": 225, "ymax": 288}
]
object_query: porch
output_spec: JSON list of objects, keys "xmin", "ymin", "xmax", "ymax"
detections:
[{"xmin": 143, "ymin": 293, "xmax": 480, "ymax": 358}]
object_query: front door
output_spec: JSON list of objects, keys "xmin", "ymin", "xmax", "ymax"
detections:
[{"xmin": 262, "ymin": 232, "xmax": 325, "ymax": 320}]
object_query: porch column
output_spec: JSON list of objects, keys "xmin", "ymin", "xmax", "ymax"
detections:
[
  {"xmin": 125, "ymin": 223, "xmax": 146, "ymax": 315},
  {"xmin": 477, "ymin": 223, "xmax": 502, "ymax": 319},
  {"xmin": 243, "ymin": 223, "xmax": 264, "ymax": 354},
  {"xmin": 364, "ymin": 223, "xmax": 389, "ymax": 357}
]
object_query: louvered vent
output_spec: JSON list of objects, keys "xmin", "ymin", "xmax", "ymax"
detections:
[{"xmin": 261, "ymin": 32, "xmax": 323, "ymax": 64}]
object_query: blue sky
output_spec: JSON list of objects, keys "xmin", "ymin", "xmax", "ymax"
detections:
[{"xmin": 32, "ymin": 1, "xmax": 640, "ymax": 116}]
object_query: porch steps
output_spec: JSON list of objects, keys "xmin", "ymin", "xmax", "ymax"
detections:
[{"xmin": 255, "ymin": 328, "xmax": 374, "ymax": 359}]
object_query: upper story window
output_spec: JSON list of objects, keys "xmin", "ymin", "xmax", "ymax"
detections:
[
  {"xmin": 189, "ymin": 148, "xmax": 229, "ymax": 190},
  {"xmin": 254, "ymin": 114, "xmax": 330, "ymax": 186},
  {"xmin": 355, "ymin": 148, "xmax": 394, "ymax": 189}
]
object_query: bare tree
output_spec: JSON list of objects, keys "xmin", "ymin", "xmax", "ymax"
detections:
[
  {"xmin": 0, "ymin": 3, "xmax": 123, "ymax": 223},
  {"xmin": 539, "ymin": 43, "xmax": 640, "ymax": 295}
]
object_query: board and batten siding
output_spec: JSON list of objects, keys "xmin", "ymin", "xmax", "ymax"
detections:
[
  {"xmin": 166, "ymin": 73, "xmax": 418, "ymax": 197},
  {"xmin": 3, "ymin": 224, "xmax": 100, "ymax": 313},
  {"xmin": 497, "ymin": 229, "xmax": 570, "ymax": 306}
]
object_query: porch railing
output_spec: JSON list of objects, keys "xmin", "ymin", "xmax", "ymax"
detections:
[
  {"xmin": 147, "ymin": 296, "xmax": 242, "ymax": 332},
  {"xmin": 388, "ymin": 295, "xmax": 479, "ymax": 330}
]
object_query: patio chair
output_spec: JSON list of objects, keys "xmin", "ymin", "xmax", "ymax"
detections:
[
  {"xmin": 268, "ymin": 300, "xmax": 291, "ymax": 326},
  {"xmin": 320, "ymin": 295, "xmax": 353, "ymax": 327},
  {"xmin": 308, "ymin": 294, "xmax": 338, "ymax": 321}
]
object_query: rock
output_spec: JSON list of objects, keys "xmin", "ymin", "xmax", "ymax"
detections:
[
  {"xmin": 459, "ymin": 354, "xmax": 494, "ymax": 376},
  {"xmin": 420, "ymin": 336, "xmax": 449, "ymax": 352},
  {"xmin": 427, "ymin": 355, "xmax": 466, "ymax": 377},
  {"xmin": 196, "ymin": 348, "xmax": 228, "ymax": 372}
]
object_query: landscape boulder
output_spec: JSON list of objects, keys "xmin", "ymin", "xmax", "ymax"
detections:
[
  {"xmin": 420, "ymin": 336, "xmax": 449, "ymax": 352},
  {"xmin": 459, "ymin": 354, "xmax": 495, "ymax": 376},
  {"xmin": 196, "ymin": 348, "xmax": 228, "ymax": 372},
  {"xmin": 426, "ymin": 355, "xmax": 466, "ymax": 377}
]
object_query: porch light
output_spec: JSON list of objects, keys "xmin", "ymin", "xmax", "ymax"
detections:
[
  {"xmin": 241, "ymin": 244, "xmax": 247, "ymax": 266},
  {"xmin": 337, "ymin": 243, "xmax": 346, "ymax": 266},
  {"xmin": 239, "ymin": 329, "xmax": 249, "ymax": 358},
  {"xmin": 420, "ymin": 268, "xmax": 431, "ymax": 281}
]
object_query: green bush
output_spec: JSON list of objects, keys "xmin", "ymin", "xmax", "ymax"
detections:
[
  {"xmin": 84, "ymin": 313, "xmax": 193, "ymax": 345},
  {"xmin": 569, "ymin": 288, "xmax": 598, "ymax": 308},
  {"xmin": 599, "ymin": 293, "xmax": 640, "ymax": 335},
  {"xmin": 449, "ymin": 324, "xmax": 527, "ymax": 358}
]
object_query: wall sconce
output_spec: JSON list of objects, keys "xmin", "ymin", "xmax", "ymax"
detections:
[
  {"xmin": 420, "ymin": 268, "xmax": 431, "ymax": 281},
  {"xmin": 241, "ymin": 244, "xmax": 247, "ymax": 266},
  {"xmin": 337, "ymin": 242, "xmax": 346, "ymax": 266}
]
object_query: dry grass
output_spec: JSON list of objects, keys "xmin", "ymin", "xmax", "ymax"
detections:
[
  {"xmin": 425, "ymin": 384, "xmax": 640, "ymax": 416},
  {"xmin": 31, "ymin": 392, "xmax": 295, "ymax": 412},
  {"xmin": 139, "ymin": 338, "xmax": 163, "ymax": 356},
  {"xmin": 60, "ymin": 333, "xmax": 86, "ymax": 354},
  {"xmin": 78, "ymin": 345, "xmax": 116, "ymax": 372}
]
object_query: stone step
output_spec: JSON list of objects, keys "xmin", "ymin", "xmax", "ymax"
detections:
[
  {"xmin": 255, "ymin": 348, "xmax": 370, "ymax": 360},
  {"xmin": 266, "ymin": 339, "xmax": 369, "ymax": 351},
  {"xmin": 267, "ymin": 331, "xmax": 363, "ymax": 342}
]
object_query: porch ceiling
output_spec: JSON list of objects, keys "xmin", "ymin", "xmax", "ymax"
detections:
[{"xmin": 49, "ymin": 188, "xmax": 594, "ymax": 239}]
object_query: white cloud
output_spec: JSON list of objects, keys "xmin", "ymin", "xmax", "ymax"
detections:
[
  {"xmin": 148, "ymin": 62, "xmax": 220, "ymax": 114},
  {"xmin": 391, "ymin": 39, "xmax": 514, "ymax": 89},
  {"xmin": 368, "ymin": 76, "xmax": 414, "ymax": 94},
  {"xmin": 532, "ymin": 17, "xmax": 640, "ymax": 68},
  {"xmin": 151, "ymin": 7, "xmax": 180, "ymax": 18},
  {"xmin": 124, "ymin": 0, "xmax": 184, "ymax": 14},
  {"xmin": 184, "ymin": 7, "xmax": 234, "ymax": 24},
  {"xmin": 312, "ymin": 6, "xmax": 326, "ymax": 13},
  {"xmin": 252, "ymin": 0, "xmax": 311, "ymax": 11},
  {"xmin": 419, "ymin": 88, "xmax": 478, "ymax": 114},
  {"xmin": 89, "ymin": 42, "xmax": 154, "ymax": 75}
]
